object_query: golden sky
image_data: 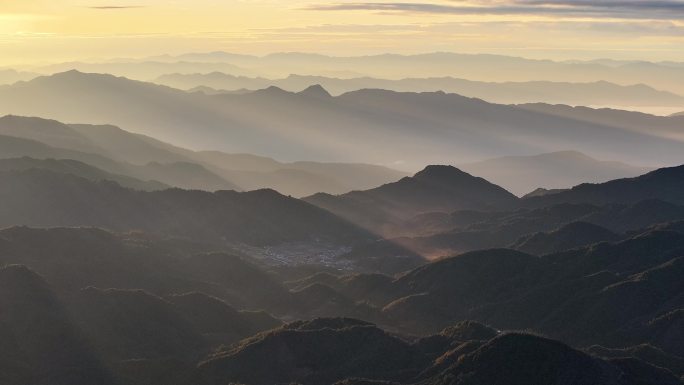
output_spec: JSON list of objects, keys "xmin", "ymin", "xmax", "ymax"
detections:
[{"xmin": 1, "ymin": 0, "xmax": 684, "ymax": 65}]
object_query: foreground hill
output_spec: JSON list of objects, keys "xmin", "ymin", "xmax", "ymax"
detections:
[
  {"xmin": 0, "ymin": 225, "xmax": 682, "ymax": 383},
  {"xmin": 5, "ymin": 261, "xmax": 678, "ymax": 385},
  {"xmin": 422, "ymin": 333, "xmax": 680, "ymax": 385},
  {"xmin": 1, "ymin": 72, "xmax": 682, "ymax": 168},
  {"xmin": 0, "ymin": 169, "xmax": 370, "ymax": 246},
  {"xmin": 305, "ymin": 165, "xmax": 518, "ymax": 234},
  {"xmin": 511, "ymin": 221, "xmax": 620, "ymax": 256},
  {"xmin": 459, "ymin": 151, "xmax": 652, "ymax": 196},
  {"xmin": 198, "ymin": 318, "xmax": 679, "ymax": 385},
  {"xmin": 0, "ymin": 265, "xmax": 116, "ymax": 385},
  {"xmin": 379, "ymin": 231, "xmax": 684, "ymax": 345}
]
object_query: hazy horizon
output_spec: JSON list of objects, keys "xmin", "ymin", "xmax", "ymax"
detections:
[{"xmin": 2, "ymin": 0, "xmax": 684, "ymax": 66}]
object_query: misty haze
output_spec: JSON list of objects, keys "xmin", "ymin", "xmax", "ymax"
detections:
[{"xmin": 0, "ymin": 1, "xmax": 683, "ymax": 385}]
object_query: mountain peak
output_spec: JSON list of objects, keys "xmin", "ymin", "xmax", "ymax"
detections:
[
  {"xmin": 253, "ymin": 85, "xmax": 291, "ymax": 96},
  {"xmin": 50, "ymin": 69, "xmax": 89, "ymax": 79},
  {"xmin": 413, "ymin": 165, "xmax": 471, "ymax": 180},
  {"xmin": 298, "ymin": 84, "xmax": 331, "ymax": 98}
]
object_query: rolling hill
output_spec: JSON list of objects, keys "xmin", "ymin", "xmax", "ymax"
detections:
[{"xmin": 0, "ymin": 223, "xmax": 682, "ymax": 383}]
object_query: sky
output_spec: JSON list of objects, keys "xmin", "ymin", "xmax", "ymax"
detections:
[{"xmin": 1, "ymin": 0, "xmax": 683, "ymax": 66}]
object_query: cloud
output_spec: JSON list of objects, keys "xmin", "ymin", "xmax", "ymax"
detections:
[
  {"xmin": 87, "ymin": 5, "xmax": 144, "ymax": 9},
  {"xmin": 305, "ymin": 1, "xmax": 684, "ymax": 19},
  {"xmin": 519, "ymin": 0, "xmax": 684, "ymax": 10}
]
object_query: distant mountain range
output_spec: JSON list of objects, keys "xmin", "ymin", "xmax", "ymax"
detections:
[
  {"xmin": 459, "ymin": 151, "xmax": 653, "ymax": 196},
  {"xmin": 156, "ymin": 72, "xmax": 684, "ymax": 108},
  {"xmin": 0, "ymin": 115, "xmax": 407, "ymax": 196},
  {"xmin": 0, "ymin": 113, "xmax": 664, "ymax": 200},
  {"xmin": 1, "ymin": 71, "xmax": 682, "ymax": 169},
  {"xmin": 32, "ymin": 60, "xmax": 253, "ymax": 80},
  {"xmin": 0, "ymin": 69, "xmax": 37, "ymax": 85},
  {"xmin": 25, "ymin": 52, "xmax": 684, "ymax": 95}
]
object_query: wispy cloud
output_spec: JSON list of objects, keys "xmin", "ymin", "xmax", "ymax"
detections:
[
  {"xmin": 87, "ymin": 5, "xmax": 144, "ymax": 10},
  {"xmin": 304, "ymin": 1, "xmax": 684, "ymax": 19}
]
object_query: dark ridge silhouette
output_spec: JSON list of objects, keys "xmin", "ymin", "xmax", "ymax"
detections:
[
  {"xmin": 306, "ymin": 230, "xmax": 684, "ymax": 356},
  {"xmin": 0, "ymin": 157, "xmax": 168, "ymax": 191},
  {"xmin": 512, "ymin": 221, "xmax": 620, "ymax": 255},
  {"xmin": 305, "ymin": 165, "xmax": 518, "ymax": 235},
  {"xmin": 581, "ymin": 199, "xmax": 684, "ymax": 233},
  {"xmin": 285, "ymin": 271, "xmax": 343, "ymax": 291},
  {"xmin": 0, "ymin": 226, "xmax": 290, "ymax": 315},
  {"xmin": 0, "ymin": 265, "xmax": 115, "ymax": 385},
  {"xmin": 425, "ymin": 333, "xmax": 681, "ymax": 385},
  {"xmin": 415, "ymin": 198, "xmax": 684, "ymax": 255},
  {"xmin": 439, "ymin": 320, "xmax": 500, "ymax": 342},
  {"xmin": 587, "ymin": 344, "xmax": 684, "ymax": 377},
  {"xmin": 168, "ymin": 292, "xmax": 281, "ymax": 346},
  {"xmin": 523, "ymin": 165, "xmax": 684, "ymax": 207},
  {"xmin": 286, "ymin": 272, "xmax": 397, "ymax": 308},
  {"xmin": 0, "ymin": 169, "xmax": 371, "ymax": 246},
  {"xmin": 284, "ymin": 317, "xmax": 374, "ymax": 331},
  {"xmin": 523, "ymin": 187, "xmax": 569, "ymax": 198},
  {"xmin": 298, "ymin": 84, "xmax": 332, "ymax": 98},
  {"xmin": 644, "ymin": 220, "xmax": 684, "ymax": 234},
  {"xmin": 0, "ymin": 225, "xmax": 683, "ymax": 381},
  {"xmin": 71, "ymin": 287, "xmax": 207, "ymax": 362},
  {"xmin": 175, "ymin": 252, "xmax": 295, "ymax": 312},
  {"xmin": 290, "ymin": 283, "xmax": 380, "ymax": 321},
  {"xmin": 602, "ymin": 309, "xmax": 684, "ymax": 359},
  {"xmin": 198, "ymin": 319, "xmax": 428, "ymax": 385}
]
